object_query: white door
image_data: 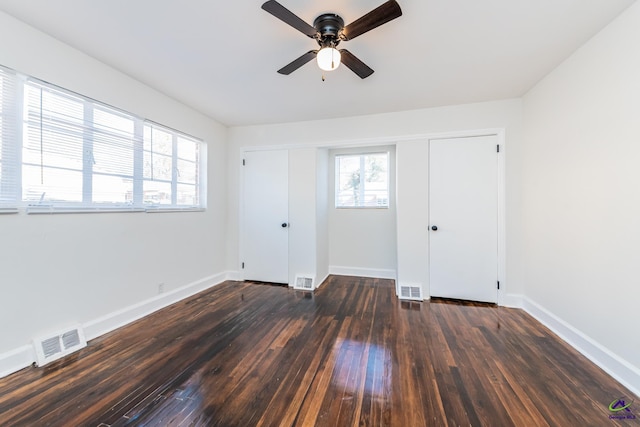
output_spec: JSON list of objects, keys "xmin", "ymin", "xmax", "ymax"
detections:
[
  {"xmin": 242, "ymin": 150, "xmax": 289, "ymax": 284},
  {"xmin": 429, "ymin": 135, "xmax": 498, "ymax": 303}
]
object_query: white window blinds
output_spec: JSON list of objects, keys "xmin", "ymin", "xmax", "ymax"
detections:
[
  {"xmin": 0, "ymin": 63, "xmax": 205, "ymax": 213},
  {"xmin": 0, "ymin": 66, "xmax": 20, "ymax": 211},
  {"xmin": 22, "ymin": 80, "xmax": 140, "ymax": 208}
]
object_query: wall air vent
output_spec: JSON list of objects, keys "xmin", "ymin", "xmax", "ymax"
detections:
[
  {"xmin": 294, "ymin": 275, "xmax": 314, "ymax": 291},
  {"xmin": 33, "ymin": 325, "xmax": 87, "ymax": 367},
  {"xmin": 399, "ymin": 285, "xmax": 423, "ymax": 301}
]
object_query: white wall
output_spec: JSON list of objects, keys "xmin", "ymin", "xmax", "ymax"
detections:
[
  {"xmin": 288, "ymin": 148, "xmax": 330, "ymax": 287},
  {"xmin": 227, "ymin": 99, "xmax": 524, "ymax": 296},
  {"xmin": 396, "ymin": 139, "xmax": 430, "ymax": 293},
  {"xmin": 289, "ymin": 148, "xmax": 319, "ymax": 285},
  {"xmin": 0, "ymin": 11, "xmax": 228, "ymax": 374},
  {"xmin": 522, "ymin": 1, "xmax": 640, "ymax": 394},
  {"xmin": 315, "ymin": 149, "xmax": 329, "ymax": 285}
]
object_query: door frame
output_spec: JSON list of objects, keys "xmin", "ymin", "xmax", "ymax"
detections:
[{"xmin": 427, "ymin": 130, "xmax": 506, "ymax": 305}]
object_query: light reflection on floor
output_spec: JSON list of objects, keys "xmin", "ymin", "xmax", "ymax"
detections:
[{"xmin": 329, "ymin": 338, "xmax": 392, "ymax": 402}]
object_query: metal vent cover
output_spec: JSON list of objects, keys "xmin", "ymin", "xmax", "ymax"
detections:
[
  {"xmin": 294, "ymin": 275, "xmax": 314, "ymax": 290},
  {"xmin": 399, "ymin": 285, "xmax": 422, "ymax": 301},
  {"xmin": 41, "ymin": 336, "xmax": 62, "ymax": 358},
  {"xmin": 33, "ymin": 326, "xmax": 87, "ymax": 367}
]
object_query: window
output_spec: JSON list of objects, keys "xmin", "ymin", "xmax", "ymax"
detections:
[
  {"xmin": 143, "ymin": 123, "xmax": 200, "ymax": 207},
  {"xmin": 0, "ymin": 64, "xmax": 205, "ymax": 213},
  {"xmin": 335, "ymin": 152, "xmax": 389, "ymax": 208}
]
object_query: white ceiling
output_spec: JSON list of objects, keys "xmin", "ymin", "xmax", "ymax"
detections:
[{"xmin": 0, "ymin": 0, "xmax": 635, "ymax": 127}]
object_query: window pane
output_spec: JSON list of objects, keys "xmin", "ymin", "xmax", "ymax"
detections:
[
  {"xmin": 141, "ymin": 123, "xmax": 204, "ymax": 208},
  {"xmin": 178, "ymin": 137, "xmax": 197, "ymax": 161},
  {"xmin": 144, "ymin": 152, "xmax": 172, "ymax": 180},
  {"xmin": 144, "ymin": 127, "xmax": 172, "ymax": 154},
  {"xmin": 143, "ymin": 180, "xmax": 171, "ymax": 205},
  {"xmin": 177, "ymin": 183, "xmax": 198, "ymax": 206},
  {"xmin": 336, "ymin": 156, "xmax": 361, "ymax": 207},
  {"xmin": 93, "ymin": 133, "xmax": 134, "ymax": 176},
  {"xmin": 23, "ymin": 84, "xmax": 85, "ymax": 204},
  {"xmin": 22, "ymin": 128, "xmax": 83, "ymax": 169},
  {"xmin": 94, "ymin": 108, "xmax": 134, "ymax": 136},
  {"xmin": 38, "ymin": 87, "xmax": 83, "ymax": 126},
  {"xmin": 92, "ymin": 108, "xmax": 135, "ymax": 178},
  {"xmin": 177, "ymin": 159, "xmax": 196, "ymax": 184},
  {"xmin": 363, "ymin": 153, "xmax": 388, "ymax": 207},
  {"xmin": 93, "ymin": 175, "xmax": 133, "ymax": 204},
  {"xmin": 23, "ymin": 165, "xmax": 82, "ymax": 202},
  {"xmin": 336, "ymin": 153, "xmax": 389, "ymax": 208}
]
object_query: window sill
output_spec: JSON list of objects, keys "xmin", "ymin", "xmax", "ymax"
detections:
[
  {"xmin": 335, "ymin": 206, "xmax": 389, "ymax": 210},
  {"xmin": 144, "ymin": 207, "xmax": 205, "ymax": 213},
  {"xmin": 0, "ymin": 208, "xmax": 19, "ymax": 215},
  {"xmin": 26, "ymin": 206, "xmax": 146, "ymax": 215},
  {"xmin": 25, "ymin": 205, "xmax": 206, "ymax": 214}
]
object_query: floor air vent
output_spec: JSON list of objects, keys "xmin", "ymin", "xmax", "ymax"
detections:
[
  {"xmin": 33, "ymin": 326, "xmax": 87, "ymax": 367},
  {"xmin": 399, "ymin": 285, "xmax": 423, "ymax": 301},
  {"xmin": 294, "ymin": 275, "xmax": 314, "ymax": 291}
]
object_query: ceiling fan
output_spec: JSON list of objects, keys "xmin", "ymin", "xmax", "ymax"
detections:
[{"xmin": 261, "ymin": 0, "xmax": 402, "ymax": 79}]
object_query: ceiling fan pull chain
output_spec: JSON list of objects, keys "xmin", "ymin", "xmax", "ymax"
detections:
[{"xmin": 331, "ymin": 41, "xmax": 336, "ymax": 69}]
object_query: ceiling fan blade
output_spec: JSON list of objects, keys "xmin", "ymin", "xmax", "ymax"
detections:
[
  {"xmin": 339, "ymin": 50, "xmax": 374, "ymax": 79},
  {"xmin": 277, "ymin": 51, "xmax": 318, "ymax": 75},
  {"xmin": 261, "ymin": 1, "xmax": 317, "ymax": 38},
  {"xmin": 341, "ymin": 0, "xmax": 402, "ymax": 41}
]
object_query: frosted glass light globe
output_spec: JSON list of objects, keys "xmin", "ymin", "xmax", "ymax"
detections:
[{"xmin": 317, "ymin": 47, "xmax": 341, "ymax": 71}]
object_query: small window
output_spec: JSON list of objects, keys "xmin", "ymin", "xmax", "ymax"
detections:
[{"xmin": 335, "ymin": 152, "xmax": 389, "ymax": 208}]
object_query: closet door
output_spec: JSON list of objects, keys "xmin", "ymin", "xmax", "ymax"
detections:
[
  {"xmin": 429, "ymin": 135, "xmax": 498, "ymax": 303},
  {"xmin": 242, "ymin": 150, "xmax": 289, "ymax": 284}
]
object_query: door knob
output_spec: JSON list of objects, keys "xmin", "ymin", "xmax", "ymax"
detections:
[
  {"xmin": 281, "ymin": 223, "xmax": 289, "ymax": 228},
  {"xmin": 431, "ymin": 225, "xmax": 438, "ymax": 231}
]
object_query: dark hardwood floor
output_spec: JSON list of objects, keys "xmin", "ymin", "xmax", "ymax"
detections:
[{"xmin": 0, "ymin": 276, "xmax": 636, "ymax": 426}]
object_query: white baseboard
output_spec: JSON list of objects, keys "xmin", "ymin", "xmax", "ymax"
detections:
[
  {"xmin": 225, "ymin": 270, "xmax": 243, "ymax": 282},
  {"xmin": 501, "ymin": 293, "xmax": 523, "ymax": 308},
  {"xmin": 329, "ymin": 266, "xmax": 396, "ymax": 280},
  {"xmin": 0, "ymin": 271, "xmax": 234, "ymax": 379},
  {"xmin": 0, "ymin": 345, "xmax": 34, "ymax": 379},
  {"xmin": 84, "ymin": 272, "xmax": 229, "ymax": 340},
  {"xmin": 314, "ymin": 273, "xmax": 330, "ymax": 290},
  {"xmin": 523, "ymin": 297, "xmax": 640, "ymax": 398}
]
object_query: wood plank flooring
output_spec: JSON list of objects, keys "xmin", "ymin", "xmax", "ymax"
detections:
[{"xmin": 0, "ymin": 276, "xmax": 637, "ymax": 426}]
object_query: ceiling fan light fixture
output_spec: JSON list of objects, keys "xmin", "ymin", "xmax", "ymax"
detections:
[
  {"xmin": 317, "ymin": 47, "xmax": 341, "ymax": 71},
  {"xmin": 262, "ymin": 0, "xmax": 402, "ymax": 78}
]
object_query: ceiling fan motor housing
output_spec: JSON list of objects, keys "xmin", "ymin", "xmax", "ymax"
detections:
[{"xmin": 313, "ymin": 13, "xmax": 344, "ymax": 47}]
